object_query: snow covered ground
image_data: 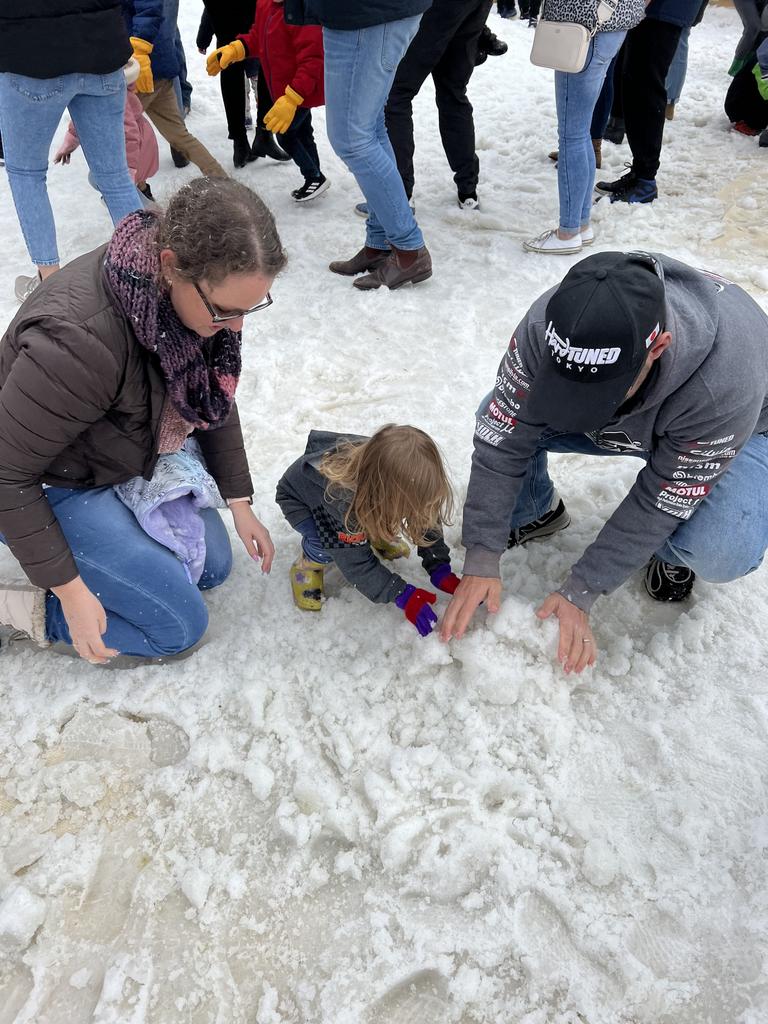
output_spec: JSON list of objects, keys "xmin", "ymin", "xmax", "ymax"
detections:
[{"xmin": 1, "ymin": 4, "xmax": 767, "ymax": 1022}]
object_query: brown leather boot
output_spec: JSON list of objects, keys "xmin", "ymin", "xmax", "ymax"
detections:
[
  {"xmin": 353, "ymin": 246, "xmax": 432, "ymax": 291},
  {"xmin": 592, "ymin": 138, "xmax": 602, "ymax": 169},
  {"xmin": 329, "ymin": 246, "xmax": 390, "ymax": 276}
]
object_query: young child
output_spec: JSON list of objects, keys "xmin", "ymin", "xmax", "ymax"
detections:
[
  {"xmin": 206, "ymin": 0, "xmax": 328, "ymax": 202},
  {"xmin": 275, "ymin": 426, "xmax": 460, "ymax": 637},
  {"xmin": 54, "ymin": 59, "xmax": 159, "ymax": 205}
]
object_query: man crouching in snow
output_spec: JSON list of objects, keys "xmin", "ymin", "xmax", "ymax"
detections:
[{"xmin": 441, "ymin": 251, "xmax": 768, "ymax": 673}]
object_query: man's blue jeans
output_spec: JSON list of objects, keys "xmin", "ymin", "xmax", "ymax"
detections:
[
  {"xmin": 555, "ymin": 30, "xmax": 627, "ymax": 232},
  {"xmin": 323, "ymin": 18, "xmax": 425, "ymax": 251},
  {"xmin": 0, "ymin": 71, "xmax": 142, "ymax": 266},
  {"xmin": 510, "ymin": 430, "xmax": 768, "ymax": 583},
  {"xmin": 5, "ymin": 487, "xmax": 233, "ymax": 658}
]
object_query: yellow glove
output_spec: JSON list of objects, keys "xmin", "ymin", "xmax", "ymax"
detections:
[
  {"xmin": 206, "ymin": 39, "xmax": 246, "ymax": 77},
  {"xmin": 130, "ymin": 37, "xmax": 154, "ymax": 94},
  {"xmin": 264, "ymin": 86, "xmax": 303, "ymax": 134}
]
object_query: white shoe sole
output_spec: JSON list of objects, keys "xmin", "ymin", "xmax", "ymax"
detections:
[{"xmin": 523, "ymin": 238, "xmax": 582, "ymax": 255}]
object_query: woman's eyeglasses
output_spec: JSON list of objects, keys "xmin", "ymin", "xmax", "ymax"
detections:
[{"xmin": 193, "ymin": 280, "xmax": 273, "ymax": 323}]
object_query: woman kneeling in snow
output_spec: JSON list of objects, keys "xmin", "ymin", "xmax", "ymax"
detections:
[{"xmin": 0, "ymin": 178, "xmax": 285, "ymax": 663}]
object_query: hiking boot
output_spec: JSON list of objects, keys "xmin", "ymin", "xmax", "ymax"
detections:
[
  {"xmin": 610, "ymin": 176, "xmax": 657, "ymax": 204},
  {"xmin": 170, "ymin": 147, "xmax": 189, "ymax": 168},
  {"xmin": 329, "ymin": 246, "xmax": 390, "ymax": 276},
  {"xmin": 233, "ymin": 136, "xmax": 252, "ymax": 169},
  {"xmin": 353, "ymin": 245, "xmax": 432, "ymax": 291},
  {"xmin": 14, "ymin": 273, "xmax": 41, "ymax": 303},
  {"xmin": 0, "ymin": 582, "xmax": 49, "ymax": 646},
  {"xmin": 508, "ymin": 498, "xmax": 570, "ymax": 548},
  {"xmin": 595, "ymin": 165, "xmax": 636, "ymax": 196},
  {"xmin": 373, "ymin": 538, "xmax": 410, "ymax": 560},
  {"xmin": 644, "ymin": 558, "xmax": 695, "ymax": 602},
  {"xmin": 250, "ymin": 128, "xmax": 291, "ymax": 161},
  {"xmin": 291, "ymin": 174, "xmax": 330, "ymax": 202},
  {"xmin": 355, "ymin": 197, "xmax": 415, "ymax": 218},
  {"xmin": 602, "ymin": 116, "xmax": 625, "ymax": 145},
  {"xmin": 290, "ymin": 556, "xmax": 325, "ymax": 611}
]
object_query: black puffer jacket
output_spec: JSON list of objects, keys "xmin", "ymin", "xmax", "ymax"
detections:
[
  {"xmin": 283, "ymin": 0, "xmax": 432, "ymax": 30},
  {"xmin": 0, "ymin": 0, "xmax": 132, "ymax": 78},
  {"xmin": 0, "ymin": 245, "xmax": 253, "ymax": 590}
]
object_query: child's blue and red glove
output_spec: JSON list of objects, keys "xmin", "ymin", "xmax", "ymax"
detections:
[
  {"xmin": 395, "ymin": 585, "xmax": 438, "ymax": 637},
  {"xmin": 430, "ymin": 563, "xmax": 461, "ymax": 595}
]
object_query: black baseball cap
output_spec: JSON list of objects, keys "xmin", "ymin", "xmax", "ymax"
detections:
[{"xmin": 525, "ymin": 251, "xmax": 667, "ymax": 433}]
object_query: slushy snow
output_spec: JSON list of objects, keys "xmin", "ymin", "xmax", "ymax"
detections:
[{"xmin": 0, "ymin": 5, "xmax": 767, "ymax": 1023}]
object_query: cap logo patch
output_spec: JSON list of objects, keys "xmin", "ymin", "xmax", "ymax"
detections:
[
  {"xmin": 545, "ymin": 321, "xmax": 620, "ymax": 372},
  {"xmin": 645, "ymin": 322, "xmax": 661, "ymax": 348}
]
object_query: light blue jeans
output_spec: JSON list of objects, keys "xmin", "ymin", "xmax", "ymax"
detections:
[
  {"xmin": 555, "ymin": 30, "xmax": 627, "ymax": 232},
  {"xmin": 0, "ymin": 71, "xmax": 142, "ymax": 266},
  {"xmin": 665, "ymin": 26, "xmax": 690, "ymax": 106},
  {"xmin": 509, "ymin": 429, "xmax": 768, "ymax": 582},
  {"xmin": 323, "ymin": 18, "xmax": 425, "ymax": 251}
]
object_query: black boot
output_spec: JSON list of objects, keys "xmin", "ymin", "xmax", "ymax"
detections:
[
  {"xmin": 250, "ymin": 128, "xmax": 291, "ymax": 162},
  {"xmin": 644, "ymin": 558, "xmax": 695, "ymax": 602},
  {"xmin": 233, "ymin": 135, "xmax": 252, "ymax": 169},
  {"xmin": 170, "ymin": 147, "xmax": 190, "ymax": 168},
  {"xmin": 603, "ymin": 116, "xmax": 625, "ymax": 146}
]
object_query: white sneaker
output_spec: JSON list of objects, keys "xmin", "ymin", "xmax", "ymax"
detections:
[
  {"xmin": 523, "ymin": 229, "xmax": 582, "ymax": 255},
  {"xmin": 581, "ymin": 225, "xmax": 595, "ymax": 246},
  {"xmin": 0, "ymin": 582, "xmax": 49, "ymax": 646},
  {"xmin": 14, "ymin": 274, "xmax": 41, "ymax": 303},
  {"xmin": 458, "ymin": 195, "xmax": 480, "ymax": 210}
]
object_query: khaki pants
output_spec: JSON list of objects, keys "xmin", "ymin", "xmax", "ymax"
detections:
[{"xmin": 140, "ymin": 79, "xmax": 227, "ymax": 179}]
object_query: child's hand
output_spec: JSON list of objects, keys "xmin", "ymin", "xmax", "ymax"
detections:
[
  {"xmin": 54, "ymin": 150, "xmax": 71, "ymax": 165},
  {"xmin": 395, "ymin": 585, "xmax": 438, "ymax": 637},
  {"xmin": 430, "ymin": 563, "xmax": 461, "ymax": 594},
  {"xmin": 231, "ymin": 503, "xmax": 275, "ymax": 573}
]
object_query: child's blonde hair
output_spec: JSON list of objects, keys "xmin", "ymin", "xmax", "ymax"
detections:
[{"xmin": 320, "ymin": 425, "xmax": 453, "ymax": 547}]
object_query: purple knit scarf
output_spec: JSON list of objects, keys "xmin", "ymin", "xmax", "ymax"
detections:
[{"xmin": 104, "ymin": 210, "xmax": 241, "ymax": 430}]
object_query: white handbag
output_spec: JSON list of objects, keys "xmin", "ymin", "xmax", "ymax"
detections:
[{"xmin": 530, "ymin": 0, "xmax": 618, "ymax": 74}]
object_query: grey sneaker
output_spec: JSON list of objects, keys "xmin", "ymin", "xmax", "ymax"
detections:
[
  {"xmin": 508, "ymin": 498, "xmax": 570, "ymax": 548},
  {"xmin": 14, "ymin": 274, "xmax": 41, "ymax": 303},
  {"xmin": 0, "ymin": 582, "xmax": 49, "ymax": 646}
]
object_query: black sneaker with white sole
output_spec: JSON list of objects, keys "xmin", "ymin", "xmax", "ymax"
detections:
[
  {"xmin": 595, "ymin": 165, "xmax": 636, "ymax": 196},
  {"xmin": 291, "ymin": 175, "xmax": 330, "ymax": 203},
  {"xmin": 508, "ymin": 499, "xmax": 571, "ymax": 548},
  {"xmin": 644, "ymin": 558, "xmax": 696, "ymax": 602}
]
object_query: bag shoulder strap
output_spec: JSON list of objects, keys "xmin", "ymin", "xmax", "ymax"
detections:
[{"xmin": 595, "ymin": 0, "xmax": 618, "ymax": 26}]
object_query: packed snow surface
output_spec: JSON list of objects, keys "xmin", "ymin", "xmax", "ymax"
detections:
[{"xmin": 1, "ymin": 5, "xmax": 767, "ymax": 1023}]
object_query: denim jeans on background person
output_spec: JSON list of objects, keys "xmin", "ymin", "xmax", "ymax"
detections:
[
  {"xmin": 3, "ymin": 487, "xmax": 233, "ymax": 658},
  {"xmin": 278, "ymin": 108, "xmax": 322, "ymax": 180},
  {"xmin": 87, "ymin": 171, "xmax": 151, "ymax": 209},
  {"xmin": 294, "ymin": 517, "xmax": 334, "ymax": 565},
  {"xmin": 323, "ymin": 17, "xmax": 425, "ymax": 251},
  {"xmin": 0, "ymin": 71, "xmax": 142, "ymax": 267},
  {"xmin": 665, "ymin": 26, "xmax": 690, "ymax": 106},
  {"xmin": 507, "ymin": 429, "xmax": 768, "ymax": 582},
  {"xmin": 555, "ymin": 30, "xmax": 627, "ymax": 232}
]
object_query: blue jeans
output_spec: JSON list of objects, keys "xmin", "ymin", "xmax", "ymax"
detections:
[
  {"xmin": 510, "ymin": 430, "xmax": 768, "ymax": 582},
  {"xmin": 294, "ymin": 517, "xmax": 334, "ymax": 564},
  {"xmin": 323, "ymin": 18, "xmax": 425, "ymax": 251},
  {"xmin": 0, "ymin": 71, "xmax": 141, "ymax": 267},
  {"xmin": 665, "ymin": 26, "xmax": 690, "ymax": 106},
  {"xmin": 555, "ymin": 30, "xmax": 627, "ymax": 232},
  {"xmin": 32, "ymin": 487, "xmax": 232, "ymax": 657},
  {"xmin": 279, "ymin": 108, "xmax": 322, "ymax": 180}
]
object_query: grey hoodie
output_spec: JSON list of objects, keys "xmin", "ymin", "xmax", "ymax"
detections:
[
  {"xmin": 276, "ymin": 431, "xmax": 452, "ymax": 604},
  {"xmin": 462, "ymin": 255, "xmax": 768, "ymax": 611}
]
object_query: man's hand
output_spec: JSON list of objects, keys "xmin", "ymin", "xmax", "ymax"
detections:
[
  {"xmin": 51, "ymin": 577, "xmax": 119, "ymax": 664},
  {"xmin": 231, "ymin": 503, "xmax": 274, "ymax": 573},
  {"xmin": 536, "ymin": 592, "xmax": 596, "ymax": 673},
  {"xmin": 440, "ymin": 575, "xmax": 501, "ymax": 641}
]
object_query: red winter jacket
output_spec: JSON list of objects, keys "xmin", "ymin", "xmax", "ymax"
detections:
[{"xmin": 238, "ymin": 0, "xmax": 324, "ymax": 108}]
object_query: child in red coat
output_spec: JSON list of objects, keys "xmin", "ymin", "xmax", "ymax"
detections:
[{"xmin": 207, "ymin": 0, "xmax": 328, "ymax": 202}]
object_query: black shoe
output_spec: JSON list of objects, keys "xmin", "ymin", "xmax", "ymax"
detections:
[
  {"xmin": 603, "ymin": 116, "xmax": 625, "ymax": 146},
  {"xmin": 138, "ymin": 182, "xmax": 155, "ymax": 202},
  {"xmin": 233, "ymin": 136, "xmax": 252, "ymax": 169},
  {"xmin": 760, "ymin": 128, "xmax": 768, "ymax": 148},
  {"xmin": 291, "ymin": 174, "xmax": 330, "ymax": 202},
  {"xmin": 478, "ymin": 25, "xmax": 508, "ymax": 56},
  {"xmin": 250, "ymin": 129, "xmax": 291, "ymax": 162},
  {"xmin": 528, "ymin": 15, "xmax": 538, "ymax": 26},
  {"xmin": 170, "ymin": 147, "xmax": 190, "ymax": 169},
  {"xmin": 508, "ymin": 499, "xmax": 570, "ymax": 548},
  {"xmin": 595, "ymin": 165, "xmax": 636, "ymax": 196},
  {"xmin": 644, "ymin": 558, "xmax": 695, "ymax": 602}
]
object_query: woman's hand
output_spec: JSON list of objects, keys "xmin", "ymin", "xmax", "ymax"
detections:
[
  {"xmin": 51, "ymin": 577, "xmax": 119, "ymax": 664},
  {"xmin": 536, "ymin": 592, "xmax": 596, "ymax": 674},
  {"xmin": 230, "ymin": 503, "xmax": 275, "ymax": 573}
]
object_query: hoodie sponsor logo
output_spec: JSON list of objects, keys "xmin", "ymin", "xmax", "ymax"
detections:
[
  {"xmin": 588, "ymin": 430, "xmax": 646, "ymax": 453},
  {"xmin": 545, "ymin": 321, "xmax": 620, "ymax": 372}
]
